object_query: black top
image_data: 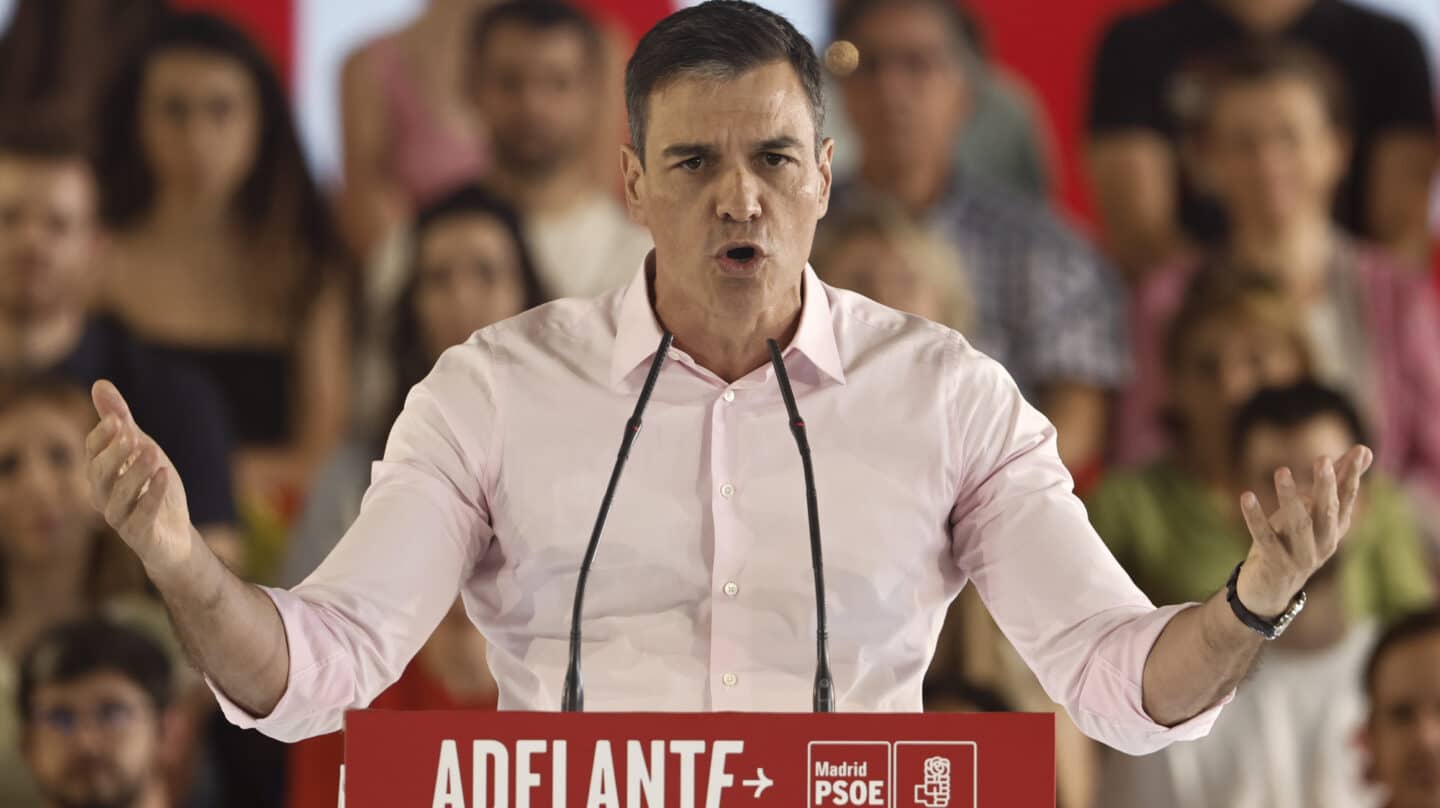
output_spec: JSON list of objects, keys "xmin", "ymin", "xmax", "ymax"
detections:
[
  {"xmin": 56, "ymin": 315, "xmax": 237, "ymax": 527},
  {"xmin": 1088, "ymin": 0, "xmax": 1437, "ymax": 241},
  {"xmin": 147, "ymin": 346, "xmax": 293, "ymax": 447}
]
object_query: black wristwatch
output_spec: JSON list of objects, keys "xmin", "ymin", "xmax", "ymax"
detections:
[{"xmin": 1225, "ymin": 562, "xmax": 1306, "ymax": 641}]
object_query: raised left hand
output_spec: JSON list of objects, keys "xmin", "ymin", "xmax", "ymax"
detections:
[{"xmin": 1236, "ymin": 445, "xmax": 1373, "ymax": 617}]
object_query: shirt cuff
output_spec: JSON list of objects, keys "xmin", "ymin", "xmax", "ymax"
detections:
[
  {"xmin": 203, "ymin": 585, "xmax": 352, "ymax": 742},
  {"xmin": 1080, "ymin": 602, "xmax": 1234, "ymax": 755}
]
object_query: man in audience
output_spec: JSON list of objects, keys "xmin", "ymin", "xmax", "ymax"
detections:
[
  {"xmin": 1087, "ymin": 0, "xmax": 1438, "ymax": 275},
  {"xmin": 466, "ymin": 0, "xmax": 651, "ymax": 299},
  {"xmin": 0, "ymin": 128, "xmax": 237, "ymax": 548},
  {"xmin": 1364, "ymin": 607, "xmax": 1440, "ymax": 808},
  {"xmin": 1099, "ymin": 381, "xmax": 1420, "ymax": 807},
  {"xmin": 831, "ymin": 0, "xmax": 1127, "ymax": 473},
  {"xmin": 18, "ymin": 619, "xmax": 175, "ymax": 808}
]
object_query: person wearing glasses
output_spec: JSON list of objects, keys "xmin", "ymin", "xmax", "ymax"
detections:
[{"xmin": 17, "ymin": 619, "xmax": 174, "ymax": 808}]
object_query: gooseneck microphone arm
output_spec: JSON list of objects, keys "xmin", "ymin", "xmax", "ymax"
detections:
[
  {"xmin": 766, "ymin": 339, "xmax": 835, "ymax": 712},
  {"xmin": 561, "ymin": 331, "xmax": 673, "ymax": 712}
]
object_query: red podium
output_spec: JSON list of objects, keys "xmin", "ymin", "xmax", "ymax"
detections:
[{"xmin": 342, "ymin": 710, "xmax": 1055, "ymax": 807}]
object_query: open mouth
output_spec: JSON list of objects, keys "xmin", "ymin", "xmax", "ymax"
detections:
[{"xmin": 716, "ymin": 242, "xmax": 764, "ymax": 274}]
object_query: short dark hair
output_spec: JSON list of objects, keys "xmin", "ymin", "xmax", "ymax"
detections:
[
  {"xmin": 625, "ymin": 0, "xmax": 824, "ymax": 161},
  {"xmin": 1181, "ymin": 39, "xmax": 1351, "ymax": 135},
  {"xmin": 0, "ymin": 122, "xmax": 93, "ymax": 167},
  {"xmin": 1365, "ymin": 608, "xmax": 1440, "ymax": 699},
  {"xmin": 18, "ymin": 618, "xmax": 173, "ymax": 722},
  {"xmin": 468, "ymin": 0, "xmax": 603, "ymax": 87},
  {"xmin": 1230, "ymin": 380, "xmax": 1369, "ymax": 468},
  {"xmin": 832, "ymin": 0, "xmax": 976, "ymax": 60}
]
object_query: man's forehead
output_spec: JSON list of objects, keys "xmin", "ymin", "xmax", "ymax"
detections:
[{"xmin": 645, "ymin": 62, "xmax": 816, "ymax": 145}]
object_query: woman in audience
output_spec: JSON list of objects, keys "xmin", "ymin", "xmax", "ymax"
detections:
[
  {"xmin": 281, "ymin": 185, "xmax": 539, "ymax": 807},
  {"xmin": 810, "ymin": 199, "xmax": 973, "ymax": 333},
  {"xmin": 1117, "ymin": 41, "xmax": 1440, "ymax": 505},
  {"xmin": 337, "ymin": 0, "xmax": 494, "ymax": 260},
  {"xmin": 1091, "ymin": 270, "xmax": 1432, "ymax": 618},
  {"xmin": 94, "ymin": 12, "xmax": 354, "ymax": 535},
  {"xmin": 0, "ymin": 378, "xmax": 206, "ymax": 807},
  {"xmin": 284, "ymin": 184, "xmax": 545, "ymax": 584}
]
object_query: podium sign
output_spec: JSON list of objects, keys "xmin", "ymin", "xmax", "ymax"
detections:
[{"xmin": 343, "ymin": 710, "xmax": 1055, "ymax": 807}]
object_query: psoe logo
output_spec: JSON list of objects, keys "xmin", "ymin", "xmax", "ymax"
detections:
[{"xmin": 894, "ymin": 742, "xmax": 976, "ymax": 808}]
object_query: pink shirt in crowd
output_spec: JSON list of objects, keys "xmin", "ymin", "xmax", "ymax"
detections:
[
  {"xmin": 1116, "ymin": 244, "xmax": 1440, "ymax": 498},
  {"xmin": 207, "ymin": 261, "xmax": 1224, "ymax": 754}
]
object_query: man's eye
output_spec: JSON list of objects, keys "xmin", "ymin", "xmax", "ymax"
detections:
[
  {"xmin": 763, "ymin": 153, "xmax": 790, "ymax": 167},
  {"xmin": 678, "ymin": 157, "xmax": 704, "ymax": 171}
]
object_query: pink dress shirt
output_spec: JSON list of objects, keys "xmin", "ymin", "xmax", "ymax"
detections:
[{"xmin": 209, "ymin": 263, "xmax": 1224, "ymax": 754}]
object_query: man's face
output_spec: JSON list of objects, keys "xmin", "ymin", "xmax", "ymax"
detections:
[
  {"xmin": 0, "ymin": 156, "xmax": 98, "ymax": 321},
  {"xmin": 1367, "ymin": 633, "xmax": 1440, "ymax": 808},
  {"xmin": 472, "ymin": 23, "xmax": 595, "ymax": 176},
  {"xmin": 23, "ymin": 671, "xmax": 162, "ymax": 808},
  {"xmin": 623, "ymin": 61, "xmax": 833, "ymax": 321},
  {"xmin": 840, "ymin": 2, "xmax": 968, "ymax": 178}
]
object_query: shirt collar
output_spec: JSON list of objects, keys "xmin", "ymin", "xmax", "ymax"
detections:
[{"xmin": 609, "ymin": 253, "xmax": 847, "ymax": 387}]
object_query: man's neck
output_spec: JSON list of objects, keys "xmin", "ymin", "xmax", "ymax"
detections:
[
  {"xmin": 0, "ymin": 308, "xmax": 87, "ymax": 374},
  {"xmin": 489, "ymin": 159, "xmax": 595, "ymax": 218},
  {"xmin": 858, "ymin": 154, "xmax": 950, "ymax": 216},
  {"xmin": 652, "ymin": 269, "xmax": 804, "ymax": 384},
  {"xmin": 1226, "ymin": 213, "xmax": 1336, "ymax": 302},
  {"xmin": 1208, "ymin": 0, "xmax": 1315, "ymax": 32}
]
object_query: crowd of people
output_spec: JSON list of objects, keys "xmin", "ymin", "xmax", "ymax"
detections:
[{"xmin": 0, "ymin": 0, "xmax": 1436, "ymax": 805}]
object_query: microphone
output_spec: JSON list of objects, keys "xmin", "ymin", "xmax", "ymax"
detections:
[
  {"xmin": 767, "ymin": 338, "xmax": 835, "ymax": 712},
  {"xmin": 561, "ymin": 330, "xmax": 673, "ymax": 712}
]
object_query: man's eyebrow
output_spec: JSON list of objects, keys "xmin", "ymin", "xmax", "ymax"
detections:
[
  {"xmin": 756, "ymin": 136, "xmax": 804, "ymax": 152},
  {"xmin": 659, "ymin": 143, "xmax": 716, "ymax": 160}
]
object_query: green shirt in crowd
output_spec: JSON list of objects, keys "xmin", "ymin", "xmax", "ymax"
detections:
[{"xmin": 1086, "ymin": 459, "xmax": 1434, "ymax": 621}]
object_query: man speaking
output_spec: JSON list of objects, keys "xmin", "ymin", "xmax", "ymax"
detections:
[{"xmin": 85, "ymin": 0, "xmax": 1369, "ymax": 755}]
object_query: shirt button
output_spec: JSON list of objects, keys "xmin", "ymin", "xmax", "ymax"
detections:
[
  {"xmin": 722, "ymin": 389, "xmax": 735, "ymax": 403},
  {"xmin": 723, "ymin": 581, "xmax": 739, "ymax": 597},
  {"xmin": 666, "ymin": 348, "xmax": 681, "ymax": 360},
  {"xmin": 722, "ymin": 672, "xmax": 738, "ymax": 687},
  {"xmin": 720, "ymin": 483, "xmax": 735, "ymax": 499}
]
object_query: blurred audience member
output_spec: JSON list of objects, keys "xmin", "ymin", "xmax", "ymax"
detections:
[
  {"xmin": 284, "ymin": 186, "xmax": 545, "ymax": 586},
  {"xmin": 95, "ymin": 12, "xmax": 354, "ymax": 518},
  {"xmin": 283, "ymin": 186, "xmax": 530, "ymax": 807},
  {"xmin": 1091, "ymin": 277, "xmax": 1432, "ymax": 618},
  {"xmin": 1117, "ymin": 43, "xmax": 1440, "ymax": 502},
  {"xmin": 1364, "ymin": 608, "xmax": 1440, "ymax": 808},
  {"xmin": 811, "ymin": 198, "xmax": 972, "ymax": 332},
  {"xmin": 337, "ymin": 0, "xmax": 493, "ymax": 259},
  {"xmin": 0, "ymin": 381, "xmax": 190, "ymax": 807},
  {"xmin": 0, "ymin": 128, "xmax": 237, "ymax": 553},
  {"xmin": 18, "ymin": 619, "xmax": 174, "ymax": 808},
  {"xmin": 826, "ymin": 1, "xmax": 1056, "ymax": 201},
  {"xmin": 831, "ymin": 0, "xmax": 1127, "ymax": 473},
  {"xmin": 468, "ymin": 0, "xmax": 649, "ymax": 299},
  {"xmin": 1088, "ymin": 0, "xmax": 1438, "ymax": 276},
  {"xmin": 0, "ymin": 0, "xmax": 165, "ymax": 134}
]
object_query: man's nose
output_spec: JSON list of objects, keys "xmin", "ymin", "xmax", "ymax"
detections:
[{"xmin": 715, "ymin": 167, "xmax": 761, "ymax": 223}]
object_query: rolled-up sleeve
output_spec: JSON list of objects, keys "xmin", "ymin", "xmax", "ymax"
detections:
[
  {"xmin": 947, "ymin": 350, "xmax": 1228, "ymax": 755},
  {"xmin": 205, "ymin": 342, "xmax": 498, "ymax": 742}
]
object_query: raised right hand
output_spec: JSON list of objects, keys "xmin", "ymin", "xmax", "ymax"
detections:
[{"xmin": 86, "ymin": 380, "xmax": 196, "ymax": 574}]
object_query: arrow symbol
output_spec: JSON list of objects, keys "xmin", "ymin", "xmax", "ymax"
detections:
[{"xmin": 742, "ymin": 767, "xmax": 773, "ymax": 799}]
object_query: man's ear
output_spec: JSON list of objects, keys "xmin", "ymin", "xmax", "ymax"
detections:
[
  {"xmin": 621, "ymin": 144, "xmax": 648, "ymax": 228},
  {"xmin": 816, "ymin": 137, "xmax": 836, "ymax": 219}
]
